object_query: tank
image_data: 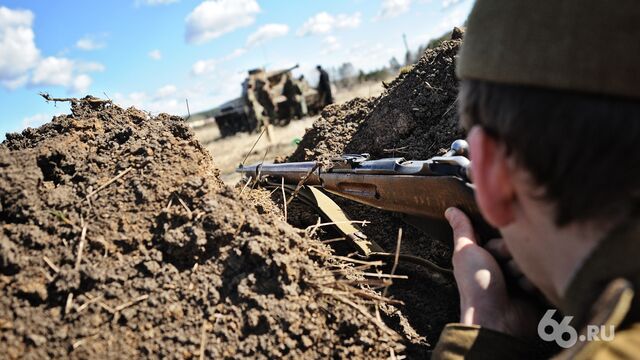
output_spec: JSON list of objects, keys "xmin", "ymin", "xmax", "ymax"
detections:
[{"xmin": 196, "ymin": 64, "xmax": 321, "ymax": 138}]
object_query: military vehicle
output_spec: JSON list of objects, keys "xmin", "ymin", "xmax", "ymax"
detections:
[{"xmin": 195, "ymin": 65, "xmax": 321, "ymax": 137}]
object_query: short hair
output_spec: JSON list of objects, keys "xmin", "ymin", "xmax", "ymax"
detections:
[{"xmin": 459, "ymin": 79, "xmax": 640, "ymax": 226}]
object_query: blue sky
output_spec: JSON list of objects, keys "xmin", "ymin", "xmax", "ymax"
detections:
[{"xmin": 0, "ymin": 0, "xmax": 474, "ymax": 138}]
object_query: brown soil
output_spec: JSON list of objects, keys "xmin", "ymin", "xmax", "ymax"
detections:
[
  {"xmin": 285, "ymin": 36, "xmax": 466, "ymax": 356},
  {"xmin": 288, "ymin": 97, "xmax": 376, "ymax": 163},
  {"xmin": 0, "ymin": 100, "xmax": 405, "ymax": 358}
]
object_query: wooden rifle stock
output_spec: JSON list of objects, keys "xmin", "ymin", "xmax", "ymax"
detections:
[{"xmin": 319, "ymin": 172, "xmax": 499, "ymax": 243}]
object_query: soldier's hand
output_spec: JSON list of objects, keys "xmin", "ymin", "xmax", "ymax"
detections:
[
  {"xmin": 445, "ymin": 207, "xmax": 540, "ymax": 338},
  {"xmin": 484, "ymin": 237, "xmax": 538, "ymax": 294}
]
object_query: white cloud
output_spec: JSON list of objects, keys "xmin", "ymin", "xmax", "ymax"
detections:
[
  {"xmin": 148, "ymin": 49, "xmax": 162, "ymax": 60},
  {"xmin": 135, "ymin": 0, "xmax": 179, "ymax": 6},
  {"xmin": 0, "ymin": 6, "xmax": 104, "ymax": 93},
  {"xmin": 114, "ymin": 90, "xmax": 182, "ymax": 115},
  {"xmin": 299, "ymin": 12, "xmax": 333, "ymax": 35},
  {"xmin": 324, "ymin": 35, "xmax": 338, "ymax": 46},
  {"xmin": 112, "ymin": 91, "xmax": 155, "ymax": 112},
  {"xmin": 421, "ymin": 2, "xmax": 470, "ymax": 40},
  {"xmin": 320, "ymin": 35, "xmax": 341, "ymax": 55},
  {"xmin": 0, "ymin": 6, "xmax": 40, "ymax": 87},
  {"xmin": 297, "ymin": 12, "xmax": 361, "ymax": 36},
  {"xmin": 376, "ymin": 0, "xmax": 412, "ymax": 19},
  {"xmin": 2, "ymin": 74, "xmax": 28, "ymax": 89},
  {"xmin": 72, "ymin": 74, "xmax": 92, "ymax": 93},
  {"xmin": 31, "ymin": 56, "xmax": 104, "ymax": 93},
  {"xmin": 112, "ymin": 90, "xmax": 178, "ymax": 115},
  {"xmin": 22, "ymin": 113, "xmax": 53, "ymax": 129},
  {"xmin": 335, "ymin": 13, "xmax": 362, "ymax": 28},
  {"xmin": 76, "ymin": 61, "xmax": 106, "ymax": 73},
  {"xmin": 436, "ymin": 4, "xmax": 469, "ymax": 31},
  {"xmin": 347, "ymin": 41, "xmax": 401, "ymax": 71},
  {"xmin": 130, "ymin": 92, "xmax": 148, "ymax": 103},
  {"xmin": 111, "ymin": 70, "xmax": 246, "ymax": 119},
  {"xmin": 191, "ymin": 48, "xmax": 246, "ymax": 75},
  {"xmin": 246, "ymin": 23, "xmax": 289, "ymax": 47},
  {"xmin": 12, "ymin": 110, "xmax": 67, "ymax": 134},
  {"xmin": 156, "ymin": 84, "xmax": 177, "ymax": 98},
  {"xmin": 31, "ymin": 57, "xmax": 75, "ymax": 87},
  {"xmin": 185, "ymin": 0, "xmax": 260, "ymax": 44},
  {"xmin": 224, "ymin": 48, "xmax": 246, "ymax": 61},
  {"xmin": 442, "ymin": 0, "xmax": 462, "ymax": 8},
  {"xmin": 75, "ymin": 35, "xmax": 106, "ymax": 51},
  {"xmin": 192, "ymin": 59, "xmax": 217, "ymax": 76}
]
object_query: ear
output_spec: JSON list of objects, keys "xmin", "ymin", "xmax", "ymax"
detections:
[{"xmin": 467, "ymin": 126, "xmax": 516, "ymax": 228}]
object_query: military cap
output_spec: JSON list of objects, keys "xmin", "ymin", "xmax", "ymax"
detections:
[{"xmin": 457, "ymin": 0, "xmax": 640, "ymax": 99}]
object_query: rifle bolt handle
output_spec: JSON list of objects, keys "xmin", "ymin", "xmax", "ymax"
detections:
[{"xmin": 449, "ymin": 139, "xmax": 469, "ymax": 157}]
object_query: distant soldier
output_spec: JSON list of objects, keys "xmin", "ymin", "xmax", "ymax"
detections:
[
  {"xmin": 316, "ymin": 65, "xmax": 334, "ymax": 107},
  {"xmin": 246, "ymin": 78, "xmax": 274, "ymax": 141},
  {"xmin": 254, "ymin": 79, "xmax": 276, "ymax": 121},
  {"xmin": 282, "ymin": 74, "xmax": 303, "ymax": 120},
  {"xmin": 245, "ymin": 79, "xmax": 265, "ymax": 132},
  {"xmin": 297, "ymin": 75, "xmax": 309, "ymax": 116}
]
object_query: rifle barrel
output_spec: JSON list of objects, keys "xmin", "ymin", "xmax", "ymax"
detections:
[{"xmin": 236, "ymin": 161, "xmax": 322, "ymax": 185}]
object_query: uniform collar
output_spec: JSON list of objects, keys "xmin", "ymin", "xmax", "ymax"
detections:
[{"xmin": 560, "ymin": 217, "xmax": 640, "ymax": 328}]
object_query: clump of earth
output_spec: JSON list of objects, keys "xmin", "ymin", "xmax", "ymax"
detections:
[{"xmin": 0, "ymin": 99, "xmax": 404, "ymax": 358}]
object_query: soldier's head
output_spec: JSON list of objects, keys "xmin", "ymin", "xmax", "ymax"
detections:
[
  {"xmin": 457, "ymin": 0, "xmax": 640, "ymax": 299},
  {"xmin": 316, "ymin": 65, "xmax": 322, "ymax": 71}
]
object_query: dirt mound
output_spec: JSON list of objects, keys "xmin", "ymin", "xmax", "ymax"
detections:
[
  {"xmin": 0, "ymin": 99, "xmax": 404, "ymax": 358},
  {"xmin": 285, "ymin": 36, "xmax": 466, "ymax": 355},
  {"xmin": 288, "ymin": 97, "xmax": 376, "ymax": 162}
]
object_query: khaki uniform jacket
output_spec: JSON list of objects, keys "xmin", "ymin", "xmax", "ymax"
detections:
[{"xmin": 433, "ymin": 219, "xmax": 640, "ymax": 359}]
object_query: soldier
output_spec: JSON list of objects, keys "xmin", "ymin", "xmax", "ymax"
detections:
[
  {"xmin": 282, "ymin": 74, "xmax": 302, "ymax": 121},
  {"xmin": 245, "ymin": 79, "xmax": 265, "ymax": 132},
  {"xmin": 245, "ymin": 78, "xmax": 274, "ymax": 140},
  {"xmin": 297, "ymin": 75, "xmax": 309, "ymax": 116},
  {"xmin": 316, "ymin": 65, "xmax": 333, "ymax": 107},
  {"xmin": 254, "ymin": 79, "xmax": 277, "ymax": 122},
  {"xmin": 434, "ymin": 0, "xmax": 640, "ymax": 359}
]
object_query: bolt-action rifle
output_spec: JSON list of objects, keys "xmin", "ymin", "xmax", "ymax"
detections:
[{"xmin": 236, "ymin": 140, "xmax": 498, "ymax": 274}]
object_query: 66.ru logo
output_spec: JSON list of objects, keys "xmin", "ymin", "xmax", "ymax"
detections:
[{"xmin": 537, "ymin": 310, "xmax": 615, "ymax": 348}]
